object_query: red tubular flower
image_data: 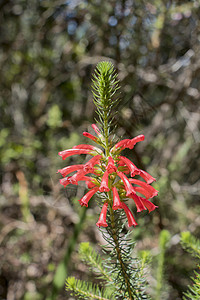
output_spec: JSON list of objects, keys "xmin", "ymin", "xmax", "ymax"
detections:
[
  {"xmin": 129, "ymin": 179, "xmax": 158, "ymax": 198},
  {"xmin": 117, "ymin": 161, "xmax": 130, "ymax": 174},
  {"xmin": 86, "ymin": 180, "xmax": 97, "ymax": 189},
  {"xmin": 60, "ymin": 173, "xmax": 90, "ymax": 186},
  {"xmin": 58, "ymin": 124, "xmax": 158, "ymax": 229},
  {"xmin": 83, "ymin": 132, "xmax": 98, "ymax": 142},
  {"xmin": 99, "ymin": 170, "xmax": 110, "ymax": 192},
  {"xmin": 78, "ymin": 187, "xmax": 99, "ymax": 207},
  {"xmin": 72, "ymin": 144, "xmax": 97, "ymax": 150},
  {"xmin": 72, "ymin": 144, "xmax": 103, "ymax": 154},
  {"xmin": 111, "ymin": 134, "xmax": 145, "ymax": 153},
  {"xmin": 112, "ymin": 187, "xmax": 123, "ymax": 210},
  {"xmin": 133, "ymin": 186, "xmax": 152, "ymax": 199},
  {"xmin": 138, "ymin": 170, "xmax": 156, "ymax": 184},
  {"xmin": 129, "ymin": 194, "xmax": 147, "ymax": 212},
  {"xmin": 119, "ymin": 156, "xmax": 140, "ymax": 177},
  {"xmin": 106, "ymin": 156, "xmax": 117, "ymax": 173},
  {"xmin": 118, "ymin": 160, "xmax": 126, "ymax": 166},
  {"xmin": 139, "ymin": 197, "xmax": 158, "ymax": 212},
  {"xmin": 84, "ymin": 155, "xmax": 102, "ymax": 172},
  {"xmin": 96, "ymin": 202, "xmax": 108, "ymax": 227},
  {"xmin": 57, "ymin": 164, "xmax": 83, "ymax": 177},
  {"xmin": 110, "ymin": 139, "xmax": 130, "ymax": 153},
  {"xmin": 70, "ymin": 175, "xmax": 98, "ymax": 189},
  {"xmin": 121, "ymin": 202, "xmax": 138, "ymax": 227},
  {"xmin": 59, "ymin": 177, "xmax": 73, "ymax": 187},
  {"xmin": 70, "ymin": 170, "xmax": 89, "ymax": 184},
  {"xmin": 58, "ymin": 148, "xmax": 93, "ymax": 160},
  {"xmin": 126, "ymin": 135, "xmax": 145, "ymax": 149},
  {"xmin": 117, "ymin": 171, "xmax": 135, "ymax": 196}
]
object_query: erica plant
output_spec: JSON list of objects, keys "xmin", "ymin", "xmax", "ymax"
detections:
[{"xmin": 58, "ymin": 62, "xmax": 158, "ymax": 299}]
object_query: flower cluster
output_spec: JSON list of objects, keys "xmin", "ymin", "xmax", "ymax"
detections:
[{"xmin": 58, "ymin": 124, "xmax": 158, "ymax": 228}]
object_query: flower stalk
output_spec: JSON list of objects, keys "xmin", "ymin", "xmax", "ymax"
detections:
[
  {"xmin": 59, "ymin": 61, "xmax": 158, "ymax": 299},
  {"xmin": 108, "ymin": 195, "xmax": 135, "ymax": 300}
]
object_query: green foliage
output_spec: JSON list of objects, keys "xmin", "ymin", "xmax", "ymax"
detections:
[
  {"xmin": 182, "ymin": 270, "xmax": 200, "ymax": 300},
  {"xmin": 155, "ymin": 230, "xmax": 171, "ymax": 300},
  {"xmin": 79, "ymin": 242, "xmax": 114, "ymax": 284},
  {"xmin": 181, "ymin": 232, "xmax": 200, "ymax": 300},
  {"xmin": 66, "ymin": 240, "xmax": 149, "ymax": 300},
  {"xmin": 66, "ymin": 242, "xmax": 116, "ymax": 299},
  {"xmin": 104, "ymin": 210, "xmax": 150, "ymax": 300},
  {"xmin": 92, "ymin": 61, "xmax": 119, "ymax": 111},
  {"xmin": 66, "ymin": 276, "xmax": 114, "ymax": 300},
  {"xmin": 139, "ymin": 250, "xmax": 152, "ymax": 278},
  {"xmin": 181, "ymin": 232, "xmax": 200, "ymax": 259},
  {"xmin": 92, "ymin": 61, "xmax": 120, "ymax": 141}
]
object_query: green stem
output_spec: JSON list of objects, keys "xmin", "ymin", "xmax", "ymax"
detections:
[
  {"xmin": 108, "ymin": 202, "xmax": 134, "ymax": 300},
  {"xmin": 104, "ymin": 109, "xmax": 109, "ymax": 157}
]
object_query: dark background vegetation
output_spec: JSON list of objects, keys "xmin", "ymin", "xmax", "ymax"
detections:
[{"xmin": 0, "ymin": 0, "xmax": 200, "ymax": 299}]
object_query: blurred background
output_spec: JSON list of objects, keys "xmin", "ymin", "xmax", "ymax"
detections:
[{"xmin": 0, "ymin": 0, "xmax": 200, "ymax": 299}]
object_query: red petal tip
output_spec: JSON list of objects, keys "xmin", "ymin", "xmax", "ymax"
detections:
[{"xmin": 96, "ymin": 222, "xmax": 108, "ymax": 228}]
